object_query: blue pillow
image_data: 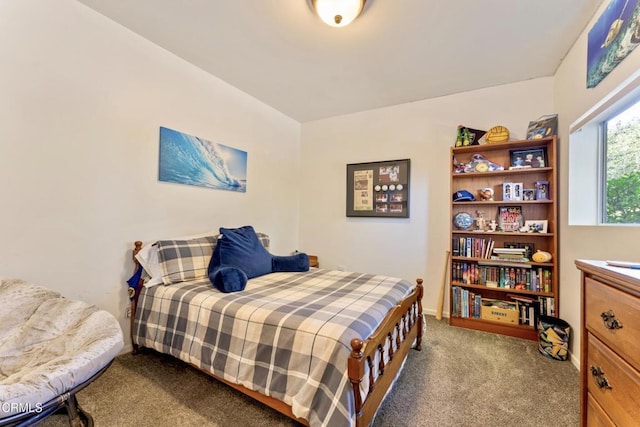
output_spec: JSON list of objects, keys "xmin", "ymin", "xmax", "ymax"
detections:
[
  {"xmin": 209, "ymin": 265, "xmax": 248, "ymax": 293},
  {"xmin": 207, "ymin": 226, "xmax": 311, "ymax": 292},
  {"xmin": 272, "ymin": 253, "xmax": 310, "ymax": 272},
  {"xmin": 212, "ymin": 226, "xmax": 273, "ymax": 279}
]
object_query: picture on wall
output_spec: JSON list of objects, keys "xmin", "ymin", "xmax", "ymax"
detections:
[
  {"xmin": 159, "ymin": 126, "xmax": 247, "ymax": 192},
  {"xmin": 346, "ymin": 159, "xmax": 410, "ymax": 218},
  {"xmin": 587, "ymin": 0, "xmax": 640, "ymax": 88}
]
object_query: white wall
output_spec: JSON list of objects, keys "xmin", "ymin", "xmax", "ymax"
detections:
[
  {"xmin": 299, "ymin": 78, "xmax": 554, "ymax": 316},
  {"xmin": 0, "ymin": 0, "xmax": 301, "ymax": 352},
  {"xmin": 554, "ymin": 1, "xmax": 640, "ymax": 366}
]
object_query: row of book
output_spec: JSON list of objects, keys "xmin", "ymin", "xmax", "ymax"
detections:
[
  {"xmin": 451, "ymin": 286, "xmax": 483, "ymax": 319},
  {"xmin": 453, "ymin": 237, "xmax": 536, "ymax": 261},
  {"xmin": 451, "ymin": 286, "xmax": 556, "ymax": 325},
  {"xmin": 509, "ymin": 293, "xmax": 556, "ymax": 326},
  {"xmin": 452, "ymin": 261, "xmax": 552, "ymax": 292},
  {"xmin": 452, "ymin": 236, "xmax": 494, "ymax": 259}
]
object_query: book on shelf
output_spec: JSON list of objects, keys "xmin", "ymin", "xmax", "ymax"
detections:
[
  {"xmin": 505, "ymin": 242, "xmax": 535, "ymax": 260},
  {"xmin": 451, "ymin": 286, "xmax": 482, "ymax": 319},
  {"xmin": 491, "ymin": 247, "xmax": 529, "ymax": 263},
  {"xmin": 505, "ymin": 294, "xmax": 556, "ymax": 326},
  {"xmin": 493, "ymin": 248, "xmax": 526, "ymax": 255},
  {"xmin": 452, "ymin": 236, "xmax": 494, "ymax": 259},
  {"xmin": 490, "ymin": 256, "xmax": 529, "ymax": 263},
  {"xmin": 456, "ymin": 262, "xmax": 552, "ymax": 291},
  {"xmin": 479, "ymin": 259, "xmax": 532, "ymax": 268}
]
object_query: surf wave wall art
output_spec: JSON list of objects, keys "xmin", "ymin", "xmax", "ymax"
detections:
[
  {"xmin": 159, "ymin": 126, "xmax": 247, "ymax": 193},
  {"xmin": 587, "ymin": 0, "xmax": 640, "ymax": 88}
]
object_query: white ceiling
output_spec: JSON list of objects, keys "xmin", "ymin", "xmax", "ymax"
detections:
[{"xmin": 77, "ymin": 0, "xmax": 603, "ymax": 123}]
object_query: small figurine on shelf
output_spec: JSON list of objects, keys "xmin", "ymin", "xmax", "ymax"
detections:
[
  {"xmin": 478, "ymin": 187, "xmax": 494, "ymax": 201},
  {"xmin": 488, "ymin": 219, "xmax": 498, "ymax": 232},
  {"xmin": 452, "ymin": 156, "xmax": 467, "ymax": 174},
  {"xmin": 475, "ymin": 210, "xmax": 486, "ymax": 231}
]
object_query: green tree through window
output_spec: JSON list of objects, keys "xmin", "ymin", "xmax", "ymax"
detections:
[{"xmin": 605, "ymin": 100, "xmax": 640, "ymax": 224}]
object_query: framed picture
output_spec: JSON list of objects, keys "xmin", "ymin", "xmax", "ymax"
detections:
[
  {"xmin": 509, "ymin": 148, "xmax": 547, "ymax": 169},
  {"xmin": 502, "ymin": 182, "xmax": 513, "ymax": 201},
  {"xmin": 502, "ymin": 182, "xmax": 523, "ymax": 201},
  {"xmin": 524, "ymin": 220, "xmax": 548, "ymax": 233},
  {"xmin": 535, "ymin": 180, "xmax": 550, "ymax": 200},
  {"xmin": 497, "ymin": 206, "xmax": 524, "ymax": 232},
  {"xmin": 346, "ymin": 159, "xmax": 410, "ymax": 218},
  {"xmin": 587, "ymin": 0, "xmax": 640, "ymax": 89},
  {"xmin": 523, "ymin": 189, "xmax": 535, "ymax": 201},
  {"xmin": 159, "ymin": 126, "xmax": 248, "ymax": 192},
  {"xmin": 526, "ymin": 114, "xmax": 558, "ymax": 140}
]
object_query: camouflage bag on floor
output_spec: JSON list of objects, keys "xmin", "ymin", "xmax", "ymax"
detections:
[{"xmin": 537, "ymin": 315, "xmax": 571, "ymax": 361}]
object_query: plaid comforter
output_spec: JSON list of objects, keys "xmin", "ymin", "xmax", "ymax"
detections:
[{"xmin": 133, "ymin": 269, "xmax": 414, "ymax": 427}]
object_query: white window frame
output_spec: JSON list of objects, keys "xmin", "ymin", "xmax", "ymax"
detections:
[{"xmin": 569, "ymin": 69, "xmax": 640, "ymax": 226}]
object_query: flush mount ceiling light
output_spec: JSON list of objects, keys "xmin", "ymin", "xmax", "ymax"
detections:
[{"xmin": 311, "ymin": 0, "xmax": 366, "ymax": 27}]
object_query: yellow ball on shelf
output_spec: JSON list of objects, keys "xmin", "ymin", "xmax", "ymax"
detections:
[{"xmin": 485, "ymin": 125, "xmax": 510, "ymax": 144}]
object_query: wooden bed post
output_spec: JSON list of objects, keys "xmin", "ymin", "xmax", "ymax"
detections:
[
  {"xmin": 130, "ymin": 241, "xmax": 144, "ymax": 355},
  {"xmin": 415, "ymin": 278, "xmax": 424, "ymax": 351},
  {"xmin": 347, "ymin": 277, "xmax": 424, "ymax": 427}
]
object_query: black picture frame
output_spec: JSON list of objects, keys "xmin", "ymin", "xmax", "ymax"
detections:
[
  {"xmin": 509, "ymin": 148, "xmax": 547, "ymax": 169},
  {"xmin": 346, "ymin": 159, "xmax": 410, "ymax": 218}
]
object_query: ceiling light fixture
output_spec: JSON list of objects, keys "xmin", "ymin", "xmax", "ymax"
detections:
[{"xmin": 312, "ymin": 0, "xmax": 366, "ymax": 27}]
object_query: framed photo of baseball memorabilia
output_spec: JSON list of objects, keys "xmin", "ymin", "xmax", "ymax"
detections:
[{"xmin": 346, "ymin": 159, "xmax": 410, "ymax": 218}]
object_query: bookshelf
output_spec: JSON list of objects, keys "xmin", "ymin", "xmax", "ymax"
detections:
[{"xmin": 449, "ymin": 136, "xmax": 558, "ymax": 341}]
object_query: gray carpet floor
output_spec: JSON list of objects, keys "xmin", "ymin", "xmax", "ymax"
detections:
[{"xmin": 41, "ymin": 316, "xmax": 579, "ymax": 426}]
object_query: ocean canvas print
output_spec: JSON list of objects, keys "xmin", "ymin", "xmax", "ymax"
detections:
[
  {"xmin": 587, "ymin": 0, "xmax": 640, "ymax": 88},
  {"xmin": 159, "ymin": 127, "xmax": 247, "ymax": 192}
]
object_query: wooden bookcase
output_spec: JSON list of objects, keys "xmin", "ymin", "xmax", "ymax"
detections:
[{"xmin": 449, "ymin": 136, "xmax": 558, "ymax": 341}]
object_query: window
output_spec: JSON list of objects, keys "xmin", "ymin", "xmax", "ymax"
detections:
[
  {"xmin": 568, "ymin": 70, "xmax": 640, "ymax": 226},
  {"xmin": 602, "ymin": 100, "xmax": 640, "ymax": 224}
]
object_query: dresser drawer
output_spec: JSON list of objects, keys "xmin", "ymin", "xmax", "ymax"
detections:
[
  {"xmin": 587, "ymin": 393, "xmax": 615, "ymax": 427},
  {"xmin": 587, "ymin": 334, "xmax": 640, "ymax": 426},
  {"xmin": 585, "ymin": 277, "xmax": 640, "ymax": 371}
]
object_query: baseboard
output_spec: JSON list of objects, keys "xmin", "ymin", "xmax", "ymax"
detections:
[{"xmin": 120, "ymin": 343, "xmax": 133, "ymax": 356}]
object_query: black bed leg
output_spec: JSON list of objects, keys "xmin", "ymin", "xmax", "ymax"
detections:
[{"xmin": 65, "ymin": 395, "xmax": 93, "ymax": 427}]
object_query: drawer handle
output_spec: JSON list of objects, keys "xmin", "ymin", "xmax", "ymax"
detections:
[
  {"xmin": 590, "ymin": 366, "xmax": 612, "ymax": 390},
  {"xmin": 600, "ymin": 310, "xmax": 623, "ymax": 330}
]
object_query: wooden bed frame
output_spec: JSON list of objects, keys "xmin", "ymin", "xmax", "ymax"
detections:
[{"xmin": 129, "ymin": 241, "xmax": 423, "ymax": 427}]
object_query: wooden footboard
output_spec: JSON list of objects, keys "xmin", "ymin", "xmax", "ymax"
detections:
[
  {"xmin": 129, "ymin": 241, "xmax": 423, "ymax": 426},
  {"xmin": 348, "ymin": 278, "xmax": 423, "ymax": 427}
]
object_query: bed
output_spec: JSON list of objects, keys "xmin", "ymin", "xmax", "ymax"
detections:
[
  {"xmin": 128, "ymin": 230, "xmax": 423, "ymax": 427},
  {"xmin": 0, "ymin": 279, "xmax": 124, "ymax": 427}
]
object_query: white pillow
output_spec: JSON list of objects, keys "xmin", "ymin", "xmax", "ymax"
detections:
[{"xmin": 135, "ymin": 231, "xmax": 217, "ymax": 287}]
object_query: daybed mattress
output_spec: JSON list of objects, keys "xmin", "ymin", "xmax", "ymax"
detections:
[
  {"xmin": 134, "ymin": 268, "xmax": 414, "ymax": 427},
  {"xmin": 0, "ymin": 279, "xmax": 124, "ymax": 418}
]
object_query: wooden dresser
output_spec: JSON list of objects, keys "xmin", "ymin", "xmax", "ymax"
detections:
[{"xmin": 575, "ymin": 260, "xmax": 640, "ymax": 426}]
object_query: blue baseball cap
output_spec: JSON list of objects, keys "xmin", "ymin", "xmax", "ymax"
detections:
[{"xmin": 453, "ymin": 190, "xmax": 475, "ymax": 202}]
